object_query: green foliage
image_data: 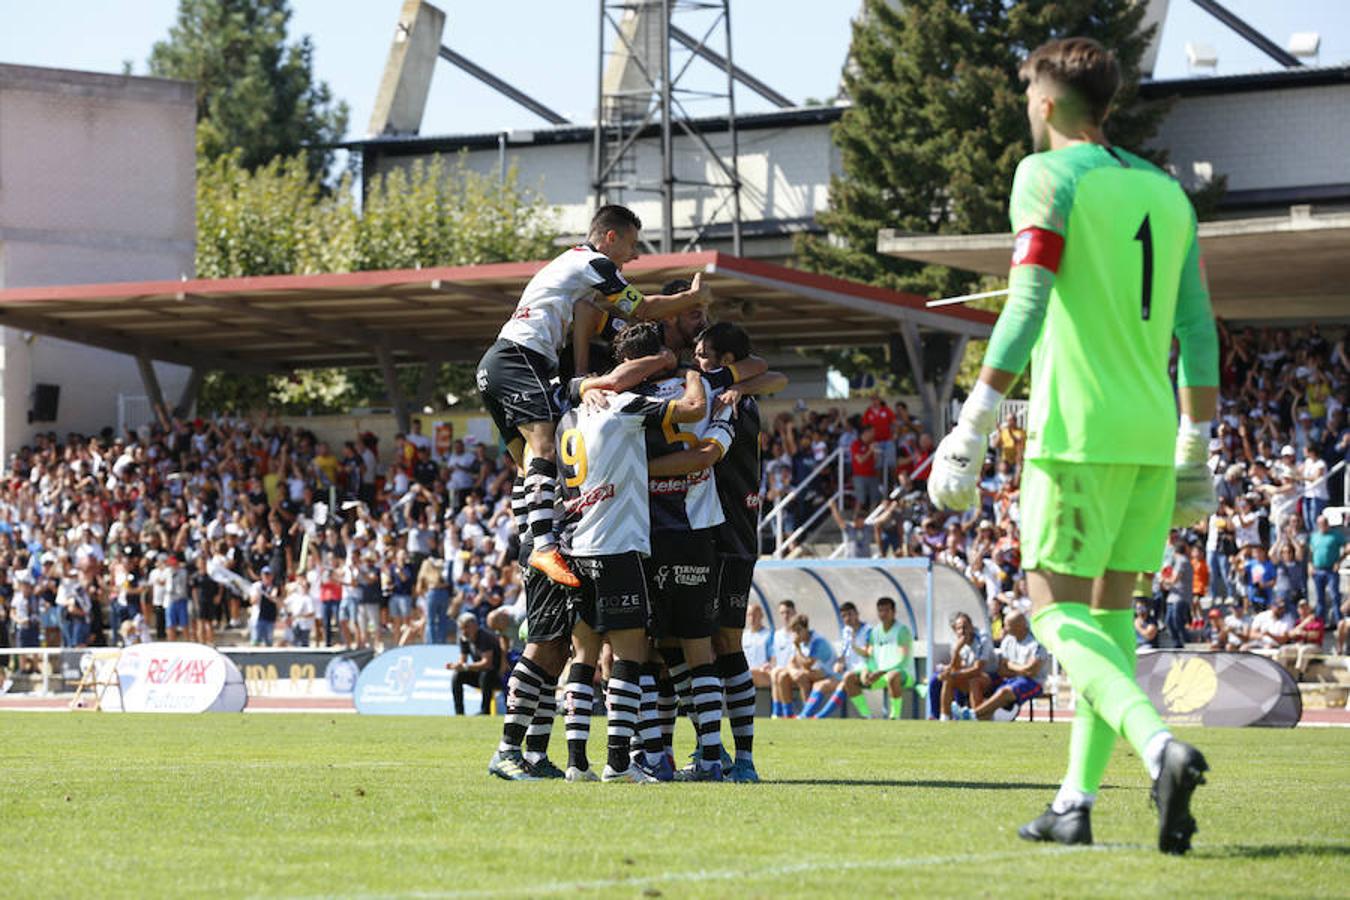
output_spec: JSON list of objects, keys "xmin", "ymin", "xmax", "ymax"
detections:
[
  {"xmin": 148, "ymin": 0, "xmax": 348, "ymax": 179},
  {"xmin": 798, "ymin": 0, "xmax": 1203, "ymax": 391},
  {"xmin": 194, "ymin": 152, "xmax": 559, "ymax": 415},
  {"xmin": 6, "ymin": 714, "xmax": 1347, "ymax": 897}
]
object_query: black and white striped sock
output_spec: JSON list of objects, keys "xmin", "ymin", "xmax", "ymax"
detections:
[
  {"xmin": 638, "ymin": 664, "xmax": 663, "ymax": 767},
  {"xmin": 524, "ymin": 457, "xmax": 558, "ymax": 550},
  {"xmin": 524, "ymin": 675, "xmax": 557, "ymax": 764},
  {"xmin": 657, "ymin": 676, "xmax": 678, "ymax": 755},
  {"xmin": 510, "ymin": 473, "xmax": 528, "ymax": 537},
  {"xmin": 564, "ymin": 663, "xmax": 596, "ymax": 772},
  {"xmin": 717, "ymin": 651, "xmax": 756, "ymax": 761},
  {"xmin": 498, "ymin": 656, "xmax": 546, "ymax": 754},
  {"xmin": 691, "ymin": 663, "xmax": 725, "ymax": 766},
  {"xmin": 661, "ymin": 646, "xmax": 700, "ymax": 739},
  {"xmin": 606, "ymin": 659, "xmax": 643, "ymax": 773}
]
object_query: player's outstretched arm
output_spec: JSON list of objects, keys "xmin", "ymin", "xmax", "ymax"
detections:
[
  {"xmin": 1172, "ymin": 228, "xmax": 1220, "ymax": 528},
  {"xmin": 668, "ymin": 368, "xmax": 708, "ymax": 424},
  {"xmin": 575, "ymin": 348, "xmax": 677, "ymax": 399},
  {"xmin": 647, "ymin": 440, "xmax": 721, "ymax": 476},
  {"xmin": 725, "ymin": 369, "xmax": 788, "ymax": 397},
  {"xmin": 632, "ymin": 272, "xmax": 711, "ymax": 320}
]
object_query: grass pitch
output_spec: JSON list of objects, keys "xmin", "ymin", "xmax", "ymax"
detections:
[{"xmin": 2, "ymin": 713, "xmax": 1347, "ymax": 898}]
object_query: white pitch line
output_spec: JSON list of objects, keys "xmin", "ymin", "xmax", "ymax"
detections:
[{"xmin": 318, "ymin": 846, "xmax": 1103, "ymax": 900}]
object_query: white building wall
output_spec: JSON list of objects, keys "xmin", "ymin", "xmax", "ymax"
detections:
[
  {"xmin": 1148, "ymin": 84, "xmax": 1350, "ymax": 193},
  {"xmin": 0, "ymin": 64, "xmax": 197, "ymax": 453},
  {"xmin": 374, "ymin": 120, "xmax": 841, "ymax": 244}
]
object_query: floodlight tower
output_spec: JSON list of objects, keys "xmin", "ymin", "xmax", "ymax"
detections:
[{"xmin": 592, "ymin": 1, "xmax": 750, "ymax": 255}]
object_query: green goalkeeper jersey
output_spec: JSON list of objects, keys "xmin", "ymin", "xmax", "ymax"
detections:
[
  {"xmin": 868, "ymin": 621, "xmax": 914, "ymax": 681},
  {"xmin": 1001, "ymin": 143, "xmax": 1213, "ymax": 466}
]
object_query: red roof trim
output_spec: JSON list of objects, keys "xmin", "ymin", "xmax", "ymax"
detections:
[
  {"xmin": 707, "ymin": 253, "xmax": 997, "ymax": 325},
  {"xmin": 0, "ymin": 250, "xmax": 993, "ymax": 325}
]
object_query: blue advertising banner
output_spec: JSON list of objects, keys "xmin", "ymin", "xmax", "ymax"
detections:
[{"xmin": 354, "ymin": 644, "xmax": 491, "ymax": 716}]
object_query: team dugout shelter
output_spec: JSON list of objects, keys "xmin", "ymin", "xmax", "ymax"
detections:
[
  {"xmin": 0, "ymin": 252, "xmax": 994, "ymax": 435},
  {"xmin": 878, "ymin": 207, "xmax": 1350, "ymax": 326}
]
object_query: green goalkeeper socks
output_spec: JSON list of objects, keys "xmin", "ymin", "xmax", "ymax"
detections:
[
  {"xmin": 849, "ymin": 694, "xmax": 871, "ymax": 719},
  {"xmin": 1063, "ymin": 608, "xmax": 1136, "ymax": 795},
  {"xmin": 1031, "ymin": 602, "xmax": 1166, "ymax": 767},
  {"xmin": 888, "ymin": 696, "xmax": 904, "ymax": 719}
]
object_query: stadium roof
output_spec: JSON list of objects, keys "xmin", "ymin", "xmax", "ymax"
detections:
[
  {"xmin": 878, "ymin": 208, "xmax": 1350, "ymax": 325},
  {"xmin": 0, "ymin": 252, "xmax": 994, "ymax": 375}
]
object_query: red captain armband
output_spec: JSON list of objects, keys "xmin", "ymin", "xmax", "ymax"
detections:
[{"xmin": 1010, "ymin": 227, "xmax": 1065, "ymax": 273}]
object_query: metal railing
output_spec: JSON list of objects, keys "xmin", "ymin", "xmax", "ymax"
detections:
[
  {"xmin": 0, "ymin": 647, "xmax": 69, "ymax": 696},
  {"xmin": 759, "ymin": 447, "xmax": 847, "ymax": 558}
]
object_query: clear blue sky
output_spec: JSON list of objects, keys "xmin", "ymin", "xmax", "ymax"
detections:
[{"xmin": 0, "ymin": 1, "xmax": 1345, "ymax": 140}]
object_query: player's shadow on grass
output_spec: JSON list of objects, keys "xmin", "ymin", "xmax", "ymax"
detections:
[
  {"xmin": 1194, "ymin": 843, "xmax": 1350, "ymax": 861},
  {"xmin": 772, "ymin": 779, "xmax": 1061, "ymax": 791}
]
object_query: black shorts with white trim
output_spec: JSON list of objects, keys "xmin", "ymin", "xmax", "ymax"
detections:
[
  {"xmin": 476, "ymin": 338, "xmax": 560, "ymax": 444},
  {"xmin": 713, "ymin": 555, "xmax": 756, "ymax": 630},
  {"xmin": 573, "ymin": 551, "xmax": 649, "ymax": 634},
  {"xmin": 522, "ymin": 565, "xmax": 577, "ymax": 644},
  {"xmin": 646, "ymin": 528, "xmax": 717, "ymax": 640}
]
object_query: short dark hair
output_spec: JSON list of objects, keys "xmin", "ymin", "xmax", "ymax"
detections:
[
  {"xmin": 1019, "ymin": 37, "xmax": 1120, "ymax": 123},
  {"xmin": 839, "ymin": 601, "xmax": 858, "ymax": 615},
  {"xmin": 612, "ymin": 321, "xmax": 665, "ymax": 361},
  {"xmin": 695, "ymin": 321, "xmax": 751, "ymax": 362},
  {"xmin": 876, "ymin": 596, "xmax": 896, "ymax": 611},
  {"xmin": 589, "ymin": 204, "xmax": 641, "ymax": 241}
]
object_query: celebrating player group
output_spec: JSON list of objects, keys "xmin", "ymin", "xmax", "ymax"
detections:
[
  {"xmin": 475, "ymin": 33, "xmax": 1221, "ymax": 851},
  {"xmin": 477, "ymin": 204, "xmax": 785, "ymax": 783}
]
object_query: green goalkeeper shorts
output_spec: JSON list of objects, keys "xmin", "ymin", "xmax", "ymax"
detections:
[
  {"xmin": 854, "ymin": 666, "xmax": 915, "ymax": 691},
  {"xmin": 1020, "ymin": 459, "xmax": 1174, "ymax": 578}
]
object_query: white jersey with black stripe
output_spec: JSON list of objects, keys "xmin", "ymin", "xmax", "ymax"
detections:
[
  {"xmin": 497, "ymin": 244, "xmax": 642, "ymax": 365},
  {"xmin": 640, "ymin": 373, "xmax": 733, "ymax": 531},
  {"xmin": 557, "ymin": 392, "xmax": 672, "ymax": 557}
]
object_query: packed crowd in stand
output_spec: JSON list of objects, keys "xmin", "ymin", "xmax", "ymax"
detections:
[{"xmin": 0, "ymin": 325, "xmax": 1346, "ymax": 691}]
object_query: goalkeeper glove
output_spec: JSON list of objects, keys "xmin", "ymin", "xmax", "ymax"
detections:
[
  {"xmin": 928, "ymin": 381, "xmax": 1001, "ymax": 512},
  {"xmin": 1172, "ymin": 415, "xmax": 1216, "ymax": 528}
]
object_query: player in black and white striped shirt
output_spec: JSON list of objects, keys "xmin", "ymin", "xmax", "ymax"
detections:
[
  {"xmin": 555, "ymin": 326, "xmax": 711, "ymax": 782},
  {"xmin": 476, "ymin": 205, "xmax": 708, "ymax": 590}
]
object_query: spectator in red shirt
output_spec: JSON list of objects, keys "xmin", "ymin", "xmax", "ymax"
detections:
[
  {"xmin": 1288, "ymin": 599, "xmax": 1324, "ymax": 647},
  {"xmin": 850, "ymin": 426, "xmax": 880, "ymax": 514},
  {"xmin": 863, "ymin": 397, "xmax": 897, "ymax": 491}
]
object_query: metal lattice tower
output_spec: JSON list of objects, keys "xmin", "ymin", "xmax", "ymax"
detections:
[{"xmin": 593, "ymin": 0, "xmax": 744, "ymax": 255}]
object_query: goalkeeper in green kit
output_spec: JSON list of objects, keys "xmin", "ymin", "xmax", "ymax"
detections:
[{"xmin": 928, "ymin": 38, "xmax": 1218, "ymax": 855}]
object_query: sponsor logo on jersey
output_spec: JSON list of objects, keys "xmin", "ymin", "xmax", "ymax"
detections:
[
  {"xmin": 686, "ymin": 469, "xmax": 711, "ymax": 487},
  {"xmin": 475, "ymin": 368, "xmax": 489, "ymax": 391},
  {"xmin": 649, "ymin": 477, "xmax": 688, "ymax": 495},
  {"xmin": 743, "ymin": 492, "xmax": 761, "ymax": 509},
  {"xmin": 512, "ymin": 308, "xmax": 532, "ymax": 319},
  {"xmin": 564, "ymin": 482, "xmax": 616, "ymax": 515},
  {"xmin": 654, "ymin": 564, "xmax": 709, "ymax": 590}
]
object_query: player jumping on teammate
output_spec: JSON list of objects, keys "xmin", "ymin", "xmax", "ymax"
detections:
[
  {"xmin": 928, "ymin": 38, "xmax": 1218, "ymax": 855},
  {"xmin": 476, "ymin": 205, "xmax": 708, "ymax": 589}
]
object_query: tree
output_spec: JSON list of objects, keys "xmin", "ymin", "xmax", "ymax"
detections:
[
  {"xmin": 798, "ymin": 0, "xmax": 1216, "ymax": 402},
  {"xmin": 148, "ymin": 0, "xmax": 348, "ymax": 179},
  {"xmin": 195, "ymin": 152, "xmax": 559, "ymax": 415}
]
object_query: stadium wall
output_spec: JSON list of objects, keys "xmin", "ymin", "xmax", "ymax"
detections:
[
  {"xmin": 1149, "ymin": 80, "xmax": 1350, "ymax": 204},
  {"xmin": 0, "ymin": 64, "xmax": 196, "ymax": 453}
]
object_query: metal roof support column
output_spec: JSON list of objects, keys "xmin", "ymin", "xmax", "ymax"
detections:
[
  {"xmin": 172, "ymin": 368, "xmax": 205, "ymax": 419},
  {"xmin": 135, "ymin": 355, "xmax": 167, "ymax": 420},
  {"xmin": 376, "ymin": 345, "xmax": 411, "ymax": 434},
  {"xmin": 413, "ymin": 355, "xmax": 445, "ymax": 412},
  {"xmin": 898, "ymin": 321, "xmax": 937, "ymax": 433},
  {"xmin": 935, "ymin": 334, "xmax": 969, "ymax": 436}
]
